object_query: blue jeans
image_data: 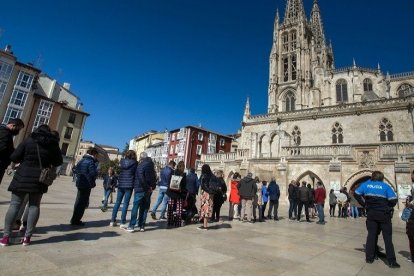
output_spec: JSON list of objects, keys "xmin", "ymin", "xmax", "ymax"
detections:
[
  {"xmin": 151, "ymin": 189, "xmax": 169, "ymax": 218},
  {"xmin": 102, "ymin": 189, "xmax": 112, "ymax": 208},
  {"xmin": 138, "ymin": 193, "xmax": 152, "ymax": 228},
  {"xmin": 111, "ymin": 188, "xmax": 132, "ymax": 224},
  {"xmin": 351, "ymin": 205, "xmax": 359, "ymax": 218},
  {"xmin": 288, "ymin": 199, "xmax": 298, "ymax": 219},
  {"xmin": 316, "ymin": 204, "xmax": 325, "ymax": 223},
  {"xmin": 129, "ymin": 192, "xmax": 146, "ymax": 228}
]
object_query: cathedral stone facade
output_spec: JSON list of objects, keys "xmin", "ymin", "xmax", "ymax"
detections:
[{"xmin": 202, "ymin": 0, "xmax": 414, "ymax": 200}]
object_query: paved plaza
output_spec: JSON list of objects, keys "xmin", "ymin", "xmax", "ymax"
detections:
[{"xmin": 0, "ymin": 175, "xmax": 413, "ymax": 276}]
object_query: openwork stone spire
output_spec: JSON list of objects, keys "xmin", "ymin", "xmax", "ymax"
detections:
[
  {"xmin": 310, "ymin": 0, "xmax": 326, "ymax": 47},
  {"xmin": 283, "ymin": 0, "xmax": 306, "ymax": 24}
]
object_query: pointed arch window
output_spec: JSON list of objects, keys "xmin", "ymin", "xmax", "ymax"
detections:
[
  {"xmin": 282, "ymin": 33, "xmax": 289, "ymax": 53},
  {"xmin": 363, "ymin": 78, "xmax": 373, "ymax": 92},
  {"xmin": 336, "ymin": 79, "xmax": 348, "ymax": 103},
  {"xmin": 285, "ymin": 91, "xmax": 296, "ymax": 112},
  {"xmin": 291, "ymin": 54, "xmax": 297, "ymax": 81},
  {"xmin": 397, "ymin": 83, "xmax": 414, "ymax": 97},
  {"xmin": 292, "ymin": 126, "xmax": 301, "ymax": 145},
  {"xmin": 332, "ymin": 122, "xmax": 344, "ymax": 144},
  {"xmin": 283, "ymin": 57, "xmax": 289, "ymax": 82},
  {"xmin": 290, "ymin": 31, "xmax": 297, "ymax": 51},
  {"xmin": 379, "ymin": 118, "xmax": 393, "ymax": 142}
]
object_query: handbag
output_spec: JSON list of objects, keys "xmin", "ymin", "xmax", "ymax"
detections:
[
  {"xmin": 36, "ymin": 144, "xmax": 57, "ymax": 186},
  {"xmin": 169, "ymin": 174, "xmax": 183, "ymax": 191},
  {"xmin": 401, "ymin": 207, "xmax": 412, "ymax": 222}
]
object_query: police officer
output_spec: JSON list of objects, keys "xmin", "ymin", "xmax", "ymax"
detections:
[{"xmin": 354, "ymin": 171, "xmax": 400, "ymax": 268}]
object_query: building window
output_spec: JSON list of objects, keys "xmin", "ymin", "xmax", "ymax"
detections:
[
  {"xmin": 2, "ymin": 107, "xmax": 22, "ymax": 124},
  {"xmin": 0, "ymin": 60, "xmax": 13, "ymax": 80},
  {"xmin": 336, "ymin": 79, "xmax": 348, "ymax": 103},
  {"xmin": 285, "ymin": 91, "xmax": 296, "ymax": 112},
  {"xmin": 219, "ymin": 138, "xmax": 225, "ymax": 146},
  {"xmin": 290, "ymin": 31, "xmax": 297, "ymax": 51},
  {"xmin": 397, "ymin": 83, "xmax": 414, "ymax": 97},
  {"xmin": 0, "ymin": 80, "xmax": 7, "ymax": 103},
  {"xmin": 379, "ymin": 118, "xmax": 393, "ymax": 142},
  {"xmin": 10, "ymin": 89, "xmax": 28, "ymax": 107},
  {"xmin": 33, "ymin": 100, "xmax": 54, "ymax": 131},
  {"xmin": 61, "ymin": 143, "xmax": 69, "ymax": 156},
  {"xmin": 208, "ymin": 143, "xmax": 216, "ymax": 154},
  {"xmin": 291, "ymin": 54, "xmax": 297, "ymax": 81},
  {"xmin": 196, "ymin": 145, "xmax": 202, "ymax": 155},
  {"xmin": 197, "ymin": 133, "xmax": 203, "ymax": 141},
  {"xmin": 16, "ymin": 71, "xmax": 34, "ymax": 90},
  {"xmin": 282, "ymin": 33, "xmax": 289, "ymax": 52},
  {"xmin": 291, "ymin": 126, "xmax": 301, "ymax": 145},
  {"xmin": 64, "ymin": 127, "xmax": 73, "ymax": 139},
  {"xmin": 209, "ymin": 133, "xmax": 217, "ymax": 143},
  {"xmin": 332, "ymin": 122, "xmax": 344, "ymax": 144},
  {"xmin": 170, "ymin": 145, "xmax": 174, "ymax": 155},
  {"xmin": 283, "ymin": 57, "xmax": 289, "ymax": 82},
  {"xmin": 363, "ymin": 78, "xmax": 373, "ymax": 92},
  {"xmin": 171, "ymin": 133, "xmax": 176, "ymax": 141},
  {"xmin": 68, "ymin": 113, "xmax": 76, "ymax": 124}
]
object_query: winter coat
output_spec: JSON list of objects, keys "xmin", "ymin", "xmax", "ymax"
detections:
[
  {"xmin": 75, "ymin": 154, "xmax": 98, "ymax": 189},
  {"xmin": 167, "ymin": 170, "xmax": 187, "ymax": 199},
  {"xmin": 237, "ymin": 176, "xmax": 257, "ymax": 199},
  {"xmin": 0, "ymin": 124, "xmax": 15, "ymax": 170},
  {"xmin": 267, "ymin": 181, "xmax": 280, "ymax": 201},
  {"xmin": 186, "ymin": 171, "xmax": 199, "ymax": 194},
  {"xmin": 103, "ymin": 174, "xmax": 118, "ymax": 190},
  {"xmin": 9, "ymin": 129, "xmax": 62, "ymax": 193},
  {"xmin": 314, "ymin": 187, "xmax": 326, "ymax": 204},
  {"xmin": 134, "ymin": 157, "xmax": 156, "ymax": 193},
  {"xmin": 329, "ymin": 192, "xmax": 337, "ymax": 205},
  {"xmin": 261, "ymin": 185, "xmax": 269, "ymax": 203},
  {"xmin": 254, "ymin": 181, "xmax": 263, "ymax": 206},
  {"xmin": 213, "ymin": 177, "xmax": 227, "ymax": 205},
  {"xmin": 229, "ymin": 180, "xmax": 240, "ymax": 204},
  {"xmin": 117, "ymin": 158, "xmax": 138, "ymax": 189},
  {"xmin": 298, "ymin": 186, "xmax": 312, "ymax": 203},
  {"xmin": 159, "ymin": 166, "xmax": 173, "ymax": 189},
  {"xmin": 288, "ymin": 184, "xmax": 296, "ymax": 200}
]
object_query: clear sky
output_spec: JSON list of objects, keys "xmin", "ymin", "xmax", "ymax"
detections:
[{"xmin": 1, "ymin": 0, "xmax": 413, "ymax": 150}]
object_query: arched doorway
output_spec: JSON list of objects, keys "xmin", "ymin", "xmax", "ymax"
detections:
[
  {"xmin": 296, "ymin": 171, "xmax": 324, "ymax": 188},
  {"xmin": 344, "ymin": 170, "xmax": 395, "ymax": 192}
]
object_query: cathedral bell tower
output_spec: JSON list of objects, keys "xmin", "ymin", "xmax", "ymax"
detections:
[{"xmin": 268, "ymin": 0, "xmax": 334, "ymax": 114}]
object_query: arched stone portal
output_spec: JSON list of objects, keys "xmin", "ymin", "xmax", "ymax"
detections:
[
  {"xmin": 296, "ymin": 171, "xmax": 324, "ymax": 187},
  {"xmin": 344, "ymin": 170, "xmax": 395, "ymax": 191}
]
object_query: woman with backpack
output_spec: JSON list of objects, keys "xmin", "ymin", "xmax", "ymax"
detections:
[
  {"xmin": 198, "ymin": 164, "xmax": 214, "ymax": 230},
  {"xmin": 166, "ymin": 161, "xmax": 187, "ymax": 227}
]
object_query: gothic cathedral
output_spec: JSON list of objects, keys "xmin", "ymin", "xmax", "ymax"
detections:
[{"xmin": 204, "ymin": 0, "xmax": 414, "ymax": 199}]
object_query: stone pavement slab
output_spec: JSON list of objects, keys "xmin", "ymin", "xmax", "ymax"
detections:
[{"xmin": 0, "ymin": 175, "xmax": 413, "ymax": 275}]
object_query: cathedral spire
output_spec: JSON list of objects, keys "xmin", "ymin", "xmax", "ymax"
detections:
[
  {"xmin": 243, "ymin": 97, "xmax": 251, "ymax": 122},
  {"xmin": 273, "ymin": 9, "xmax": 280, "ymax": 43},
  {"xmin": 283, "ymin": 0, "xmax": 306, "ymax": 24},
  {"xmin": 310, "ymin": 0, "xmax": 326, "ymax": 47}
]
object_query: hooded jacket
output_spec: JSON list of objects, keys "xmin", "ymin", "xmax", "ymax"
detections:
[
  {"xmin": 8, "ymin": 127, "xmax": 62, "ymax": 193},
  {"xmin": 75, "ymin": 154, "xmax": 98, "ymax": 189},
  {"xmin": 117, "ymin": 158, "xmax": 138, "ymax": 189},
  {"xmin": 134, "ymin": 157, "xmax": 156, "ymax": 193},
  {"xmin": 267, "ymin": 181, "xmax": 280, "ymax": 201},
  {"xmin": 237, "ymin": 176, "xmax": 257, "ymax": 199}
]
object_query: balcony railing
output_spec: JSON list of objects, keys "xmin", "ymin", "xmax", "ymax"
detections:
[{"xmin": 201, "ymin": 149, "xmax": 249, "ymax": 162}]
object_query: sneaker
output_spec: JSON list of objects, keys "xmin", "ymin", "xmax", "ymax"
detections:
[
  {"xmin": 366, "ymin": 259, "xmax": 374, "ymax": 264},
  {"xmin": 0, "ymin": 236, "xmax": 9, "ymax": 246},
  {"xmin": 407, "ymin": 256, "xmax": 414, "ymax": 263},
  {"xmin": 21, "ymin": 236, "xmax": 31, "ymax": 246},
  {"xmin": 159, "ymin": 217, "xmax": 167, "ymax": 221},
  {"xmin": 119, "ymin": 223, "xmax": 128, "ymax": 229},
  {"xmin": 388, "ymin": 262, "xmax": 400, "ymax": 268},
  {"xmin": 139, "ymin": 228, "xmax": 145, "ymax": 232},
  {"xmin": 19, "ymin": 224, "xmax": 26, "ymax": 233},
  {"xmin": 150, "ymin": 213, "xmax": 156, "ymax": 220},
  {"xmin": 197, "ymin": 226, "xmax": 208, "ymax": 230},
  {"xmin": 306, "ymin": 220, "xmax": 312, "ymax": 224},
  {"xmin": 109, "ymin": 221, "xmax": 117, "ymax": 227},
  {"xmin": 100, "ymin": 207, "xmax": 107, "ymax": 212},
  {"xmin": 125, "ymin": 227, "xmax": 135, "ymax": 233}
]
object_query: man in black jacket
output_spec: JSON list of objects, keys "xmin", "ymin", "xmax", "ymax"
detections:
[
  {"xmin": 238, "ymin": 172, "xmax": 257, "ymax": 223},
  {"xmin": 297, "ymin": 181, "xmax": 312, "ymax": 223},
  {"xmin": 0, "ymin": 118, "xmax": 24, "ymax": 184}
]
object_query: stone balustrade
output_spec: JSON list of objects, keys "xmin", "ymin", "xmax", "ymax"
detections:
[
  {"xmin": 201, "ymin": 149, "xmax": 249, "ymax": 162},
  {"xmin": 390, "ymin": 71, "xmax": 414, "ymax": 80}
]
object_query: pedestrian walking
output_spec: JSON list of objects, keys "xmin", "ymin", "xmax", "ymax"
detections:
[{"xmin": 101, "ymin": 167, "xmax": 117, "ymax": 212}]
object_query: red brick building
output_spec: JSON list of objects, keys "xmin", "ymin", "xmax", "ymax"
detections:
[{"xmin": 167, "ymin": 126, "xmax": 232, "ymax": 169}]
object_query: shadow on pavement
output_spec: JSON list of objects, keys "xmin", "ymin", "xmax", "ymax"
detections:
[
  {"xmin": 398, "ymin": 250, "xmax": 410, "ymax": 258},
  {"xmin": 33, "ymin": 231, "xmax": 120, "ymax": 245},
  {"xmin": 35, "ymin": 219, "xmax": 112, "ymax": 234},
  {"xmin": 207, "ymin": 223, "xmax": 232, "ymax": 230}
]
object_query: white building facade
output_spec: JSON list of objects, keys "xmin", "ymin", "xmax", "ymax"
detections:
[{"xmin": 202, "ymin": 0, "xmax": 414, "ymax": 202}]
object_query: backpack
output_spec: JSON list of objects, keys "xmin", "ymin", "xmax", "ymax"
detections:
[
  {"xmin": 401, "ymin": 207, "xmax": 412, "ymax": 222},
  {"xmin": 208, "ymin": 175, "xmax": 222, "ymax": 195}
]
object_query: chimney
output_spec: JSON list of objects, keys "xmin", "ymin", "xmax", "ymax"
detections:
[{"xmin": 63, "ymin": 82, "xmax": 71, "ymax": 90}]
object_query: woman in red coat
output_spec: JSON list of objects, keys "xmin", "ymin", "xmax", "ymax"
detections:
[{"xmin": 229, "ymin": 172, "xmax": 241, "ymax": 220}]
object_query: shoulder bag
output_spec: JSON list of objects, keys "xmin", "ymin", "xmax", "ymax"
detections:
[
  {"xmin": 37, "ymin": 144, "xmax": 57, "ymax": 186},
  {"xmin": 169, "ymin": 172, "xmax": 183, "ymax": 191}
]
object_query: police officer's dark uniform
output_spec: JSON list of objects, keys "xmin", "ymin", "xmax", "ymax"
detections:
[{"xmin": 354, "ymin": 171, "xmax": 400, "ymax": 268}]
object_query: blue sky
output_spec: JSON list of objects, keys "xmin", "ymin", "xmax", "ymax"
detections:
[{"xmin": 1, "ymin": 0, "xmax": 413, "ymax": 150}]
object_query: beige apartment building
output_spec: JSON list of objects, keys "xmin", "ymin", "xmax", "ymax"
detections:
[{"xmin": 129, "ymin": 131, "xmax": 165, "ymax": 156}]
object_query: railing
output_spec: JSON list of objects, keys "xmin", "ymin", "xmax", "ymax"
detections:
[
  {"xmin": 332, "ymin": 66, "xmax": 378, "ymax": 74},
  {"xmin": 282, "ymin": 145, "xmax": 352, "ymax": 157},
  {"xmin": 202, "ymin": 149, "xmax": 249, "ymax": 162},
  {"xmin": 380, "ymin": 143, "xmax": 414, "ymax": 158},
  {"xmin": 390, "ymin": 71, "xmax": 414, "ymax": 80}
]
